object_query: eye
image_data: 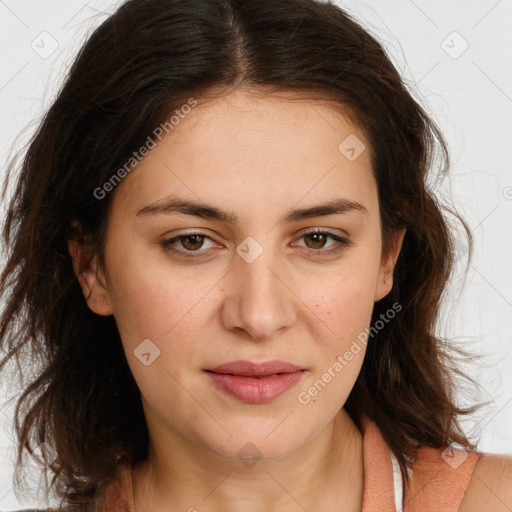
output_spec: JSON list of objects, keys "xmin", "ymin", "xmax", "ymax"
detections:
[
  {"xmin": 292, "ymin": 229, "xmax": 350, "ymax": 255},
  {"xmin": 161, "ymin": 232, "xmax": 216, "ymax": 254},
  {"xmin": 161, "ymin": 229, "xmax": 351, "ymax": 256}
]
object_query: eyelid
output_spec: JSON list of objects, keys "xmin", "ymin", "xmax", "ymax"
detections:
[
  {"xmin": 162, "ymin": 227, "xmax": 348, "ymax": 242},
  {"xmin": 295, "ymin": 226, "xmax": 349, "ymax": 239}
]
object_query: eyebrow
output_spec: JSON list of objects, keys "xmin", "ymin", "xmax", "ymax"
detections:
[{"xmin": 136, "ymin": 196, "xmax": 368, "ymax": 223}]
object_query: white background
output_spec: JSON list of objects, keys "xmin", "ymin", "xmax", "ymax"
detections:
[{"xmin": 0, "ymin": 0, "xmax": 511, "ymax": 510}]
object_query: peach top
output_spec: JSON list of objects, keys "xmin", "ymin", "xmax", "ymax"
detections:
[{"xmin": 95, "ymin": 419, "xmax": 482, "ymax": 512}]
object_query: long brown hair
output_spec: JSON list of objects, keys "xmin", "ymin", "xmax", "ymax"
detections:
[{"xmin": 1, "ymin": 0, "xmax": 481, "ymax": 506}]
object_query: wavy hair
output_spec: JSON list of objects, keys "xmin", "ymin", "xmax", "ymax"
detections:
[{"xmin": 0, "ymin": 0, "xmax": 480, "ymax": 506}]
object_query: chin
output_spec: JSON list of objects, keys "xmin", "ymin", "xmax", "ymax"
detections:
[{"xmin": 198, "ymin": 419, "xmax": 314, "ymax": 464}]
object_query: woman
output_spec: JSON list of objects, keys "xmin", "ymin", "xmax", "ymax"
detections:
[{"xmin": 1, "ymin": 0, "xmax": 511, "ymax": 511}]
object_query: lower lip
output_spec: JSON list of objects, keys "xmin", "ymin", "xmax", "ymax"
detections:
[{"xmin": 204, "ymin": 370, "xmax": 304, "ymax": 403}]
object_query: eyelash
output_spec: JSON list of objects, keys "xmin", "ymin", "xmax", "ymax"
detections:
[{"xmin": 161, "ymin": 229, "xmax": 351, "ymax": 257}]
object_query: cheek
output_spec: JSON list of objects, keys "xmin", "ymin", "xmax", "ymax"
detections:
[
  {"xmin": 106, "ymin": 252, "xmax": 222, "ymax": 384},
  {"xmin": 109, "ymin": 269, "xmax": 209, "ymax": 405},
  {"xmin": 309, "ymin": 263, "xmax": 379, "ymax": 344},
  {"xmin": 297, "ymin": 281, "xmax": 373, "ymax": 411},
  {"xmin": 105, "ymin": 231, "xmax": 205, "ymax": 337}
]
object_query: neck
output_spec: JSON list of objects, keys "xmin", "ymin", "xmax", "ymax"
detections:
[{"xmin": 131, "ymin": 408, "xmax": 364, "ymax": 512}]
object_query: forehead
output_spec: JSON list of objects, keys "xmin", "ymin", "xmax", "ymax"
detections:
[
  {"xmin": 111, "ymin": 89, "xmax": 378, "ymax": 222},
  {"xmin": 169, "ymin": 89, "xmax": 367, "ymax": 151}
]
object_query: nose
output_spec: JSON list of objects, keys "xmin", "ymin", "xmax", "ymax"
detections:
[{"xmin": 220, "ymin": 239, "xmax": 297, "ymax": 342}]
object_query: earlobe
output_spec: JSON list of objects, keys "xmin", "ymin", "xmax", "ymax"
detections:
[
  {"xmin": 374, "ymin": 228, "xmax": 406, "ymax": 302},
  {"xmin": 67, "ymin": 238, "xmax": 113, "ymax": 316}
]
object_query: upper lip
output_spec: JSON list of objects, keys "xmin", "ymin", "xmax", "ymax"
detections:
[{"xmin": 205, "ymin": 360, "xmax": 304, "ymax": 377}]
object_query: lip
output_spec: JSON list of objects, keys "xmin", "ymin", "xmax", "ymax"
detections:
[{"xmin": 204, "ymin": 360, "xmax": 306, "ymax": 403}]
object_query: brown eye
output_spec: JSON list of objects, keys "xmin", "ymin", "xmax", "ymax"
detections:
[
  {"xmin": 161, "ymin": 230, "xmax": 350, "ymax": 258},
  {"xmin": 179, "ymin": 234, "xmax": 206, "ymax": 251},
  {"xmin": 303, "ymin": 232, "xmax": 329, "ymax": 250},
  {"xmin": 295, "ymin": 230, "xmax": 350, "ymax": 255},
  {"xmin": 161, "ymin": 232, "xmax": 216, "ymax": 255}
]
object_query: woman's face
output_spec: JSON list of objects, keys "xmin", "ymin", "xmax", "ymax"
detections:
[{"xmin": 71, "ymin": 89, "xmax": 404, "ymax": 462}]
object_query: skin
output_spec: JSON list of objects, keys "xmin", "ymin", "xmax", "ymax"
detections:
[
  {"xmin": 460, "ymin": 455, "xmax": 512, "ymax": 512},
  {"xmin": 68, "ymin": 87, "xmax": 409, "ymax": 512}
]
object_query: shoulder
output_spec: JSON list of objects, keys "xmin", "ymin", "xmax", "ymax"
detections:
[{"xmin": 459, "ymin": 453, "xmax": 512, "ymax": 511}]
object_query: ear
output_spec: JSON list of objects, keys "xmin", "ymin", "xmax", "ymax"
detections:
[
  {"xmin": 374, "ymin": 228, "xmax": 406, "ymax": 302},
  {"xmin": 67, "ymin": 237, "xmax": 113, "ymax": 316}
]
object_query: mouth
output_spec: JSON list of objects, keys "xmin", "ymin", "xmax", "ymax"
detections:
[{"xmin": 203, "ymin": 360, "xmax": 306, "ymax": 403}]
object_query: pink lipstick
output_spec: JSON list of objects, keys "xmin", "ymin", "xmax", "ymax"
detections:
[{"xmin": 204, "ymin": 360, "xmax": 305, "ymax": 403}]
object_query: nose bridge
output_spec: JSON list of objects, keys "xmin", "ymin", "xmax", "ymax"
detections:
[{"xmin": 221, "ymin": 235, "xmax": 296, "ymax": 340}]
